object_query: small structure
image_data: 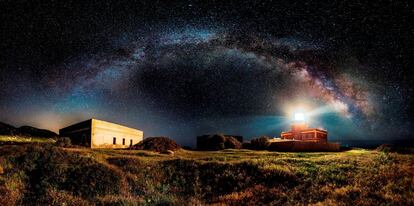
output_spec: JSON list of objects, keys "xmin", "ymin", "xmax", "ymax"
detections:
[
  {"xmin": 280, "ymin": 123, "xmax": 327, "ymax": 142},
  {"xmin": 59, "ymin": 118, "xmax": 143, "ymax": 149},
  {"xmin": 268, "ymin": 110, "xmax": 339, "ymax": 151}
]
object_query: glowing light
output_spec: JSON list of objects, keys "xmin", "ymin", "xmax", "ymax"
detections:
[{"xmin": 294, "ymin": 112, "xmax": 305, "ymax": 121}]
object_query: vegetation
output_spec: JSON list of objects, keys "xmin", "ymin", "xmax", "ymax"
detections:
[
  {"xmin": 55, "ymin": 137, "xmax": 72, "ymax": 147},
  {"xmin": 376, "ymin": 144, "xmax": 414, "ymax": 154},
  {"xmin": 197, "ymin": 134, "xmax": 242, "ymax": 150},
  {"xmin": 131, "ymin": 137, "xmax": 181, "ymax": 152},
  {"xmin": 0, "ymin": 143, "xmax": 413, "ymax": 205},
  {"xmin": 249, "ymin": 136, "xmax": 271, "ymax": 150},
  {"xmin": 0, "ymin": 135, "xmax": 55, "ymax": 144}
]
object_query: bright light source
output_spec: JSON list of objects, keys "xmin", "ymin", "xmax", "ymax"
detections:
[{"xmin": 294, "ymin": 112, "xmax": 305, "ymax": 121}]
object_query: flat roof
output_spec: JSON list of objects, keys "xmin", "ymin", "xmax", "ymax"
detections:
[
  {"xmin": 59, "ymin": 118, "xmax": 142, "ymax": 132},
  {"xmin": 301, "ymin": 128, "xmax": 327, "ymax": 133},
  {"xmin": 92, "ymin": 118, "xmax": 143, "ymax": 133},
  {"xmin": 281, "ymin": 128, "xmax": 327, "ymax": 134},
  {"xmin": 269, "ymin": 138, "xmax": 298, "ymax": 142}
]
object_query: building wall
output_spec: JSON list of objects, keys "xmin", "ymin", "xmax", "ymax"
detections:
[
  {"xmin": 281, "ymin": 132, "xmax": 293, "ymax": 140},
  {"xmin": 59, "ymin": 119, "xmax": 92, "ymax": 147},
  {"xmin": 269, "ymin": 141, "xmax": 340, "ymax": 152},
  {"xmin": 281, "ymin": 129, "xmax": 328, "ymax": 143},
  {"xmin": 91, "ymin": 119, "xmax": 143, "ymax": 149}
]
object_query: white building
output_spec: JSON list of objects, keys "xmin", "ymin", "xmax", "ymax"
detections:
[{"xmin": 59, "ymin": 118, "xmax": 143, "ymax": 149}]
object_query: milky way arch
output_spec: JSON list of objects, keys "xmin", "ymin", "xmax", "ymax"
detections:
[{"xmin": 51, "ymin": 28, "xmax": 377, "ymax": 125}]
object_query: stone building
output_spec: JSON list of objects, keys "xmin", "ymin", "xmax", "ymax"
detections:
[
  {"xmin": 280, "ymin": 123, "xmax": 327, "ymax": 142},
  {"xmin": 59, "ymin": 118, "xmax": 143, "ymax": 148}
]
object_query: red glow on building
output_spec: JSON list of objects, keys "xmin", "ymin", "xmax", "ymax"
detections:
[{"xmin": 281, "ymin": 123, "xmax": 328, "ymax": 142}]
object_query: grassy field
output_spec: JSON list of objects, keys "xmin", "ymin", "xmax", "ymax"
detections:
[
  {"xmin": 0, "ymin": 144, "xmax": 413, "ymax": 205},
  {"xmin": 0, "ymin": 135, "xmax": 55, "ymax": 143}
]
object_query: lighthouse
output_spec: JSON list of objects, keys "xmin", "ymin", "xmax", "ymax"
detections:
[{"xmin": 280, "ymin": 111, "xmax": 328, "ymax": 143}]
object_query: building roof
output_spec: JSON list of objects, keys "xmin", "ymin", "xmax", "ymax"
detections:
[
  {"xmin": 281, "ymin": 128, "xmax": 327, "ymax": 135},
  {"xmin": 300, "ymin": 128, "xmax": 327, "ymax": 133},
  {"xmin": 268, "ymin": 138, "xmax": 298, "ymax": 143},
  {"xmin": 59, "ymin": 118, "xmax": 142, "ymax": 132}
]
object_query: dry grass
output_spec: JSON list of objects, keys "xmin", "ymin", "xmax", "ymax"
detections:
[
  {"xmin": 0, "ymin": 144, "xmax": 413, "ymax": 205},
  {"xmin": 0, "ymin": 135, "xmax": 55, "ymax": 143}
]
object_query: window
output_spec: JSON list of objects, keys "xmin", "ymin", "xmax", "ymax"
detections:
[
  {"xmin": 122, "ymin": 138, "xmax": 125, "ymax": 145},
  {"xmin": 113, "ymin": 137, "xmax": 116, "ymax": 145},
  {"xmin": 130, "ymin": 139, "xmax": 133, "ymax": 146}
]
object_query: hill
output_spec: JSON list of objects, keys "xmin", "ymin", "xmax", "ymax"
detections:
[
  {"xmin": 0, "ymin": 122, "xmax": 18, "ymax": 135},
  {"xmin": 0, "ymin": 144, "xmax": 413, "ymax": 205},
  {"xmin": 17, "ymin": 125, "xmax": 57, "ymax": 138},
  {"xmin": 0, "ymin": 122, "xmax": 57, "ymax": 137}
]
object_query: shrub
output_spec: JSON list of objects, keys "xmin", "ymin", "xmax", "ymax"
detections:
[
  {"xmin": 37, "ymin": 188, "xmax": 90, "ymax": 206},
  {"xmin": 107, "ymin": 157, "xmax": 145, "ymax": 174},
  {"xmin": 66, "ymin": 162, "xmax": 121, "ymax": 198},
  {"xmin": 242, "ymin": 142, "xmax": 252, "ymax": 149},
  {"xmin": 224, "ymin": 136, "xmax": 242, "ymax": 149},
  {"xmin": 2, "ymin": 142, "xmax": 413, "ymax": 205},
  {"xmin": 197, "ymin": 134, "xmax": 242, "ymax": 151},
  {"xmin": 376, "ymin": 144, "xmax": 414, "ymax": 154},
  {"xmin": 5, "ymin": 145, "xmax": 121, "ymax": 204},
  {"xmin": 130, "ymin": 137, "xmax": 180, "ymax": 152},
  {"xmin": 182, "ymin": 146, "xmax": 193, "ymax": 150},
  {"xmin": 55, "ymin": 137, "xmax": 71, "ymax": 147},
  {"xmin": 197, "ymin": 135, "xmax": 218, "ymax": 150},
  {"xmin": 218, "ymin": 185, "xmax": 289, "ymax": 205},
  {"xmin": 250, "ymin": 136, "xmax": 271, "ymax": 150}
]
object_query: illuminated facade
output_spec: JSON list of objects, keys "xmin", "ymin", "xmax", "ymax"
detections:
[
  {"xmin": 59, "ymin": 119, "xmax": 143, "ymax": 148},
  {"xmin": 280, "ymin": 123, "xmax": 327, "ymax": 142}
]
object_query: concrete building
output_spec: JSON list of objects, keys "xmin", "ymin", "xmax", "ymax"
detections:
[
  {"xmin": 59, "ymin": 119, "xmax": 143, "ymax": 148},
  {"xmin": 280, "ymin": 123, "xmax": 327, "ymax": 142},
  {"xmin": 266, "ymin": 123, "xmax": 339, "ymax": 151}
]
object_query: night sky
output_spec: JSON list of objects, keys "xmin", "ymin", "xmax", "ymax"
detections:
[{"xmin": 1, "ymin": 0, "xmax": 413, "ymax": 146}]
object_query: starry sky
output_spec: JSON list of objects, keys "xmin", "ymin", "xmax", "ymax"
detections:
[{"xmin": 1, "ymin": 0, "xmax": 413, "ymax": 146}]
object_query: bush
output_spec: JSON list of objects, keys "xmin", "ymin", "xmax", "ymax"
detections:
[
  {"xmin": 224, "ymin": 136, "xmax": 242, "ymax": 149},
  {"xmin": 55, "ymin": 137, "xmax": 71, "ymax": 147},
  {"xmin": 160, "ymin": 159, "xmax": 296, "ymax": 200},
  {"xmin": 130, "ymin": 137, "xmax": 180, "ymax": 152},
  {"xmin": 1, "ymin": 143, "xmax": 413, "ymax": 205},
  {"xmin": 242, "ymin": 142, "xmax": 252, "ymax": 149},
  {"xmin": 182, "ymin": 146, "xmax": 193, "ymax": 150},
  {"xmin": 250, "ymin": 136, "xmax": 271, "ymax": 150},
  {"xmin": 197, "ymin": 134, "xmax": 242, "ymax": 151},
  {"xmin": 4, "ymin": 145, "xmax": 121, "ymax": 204},
  {"xmin": 219, "ymin": 185, "xmax": 289, "ymax": 205},
  {"xmin": 376, "ymin": 144, "xmax": 414, "ymax": 154}
]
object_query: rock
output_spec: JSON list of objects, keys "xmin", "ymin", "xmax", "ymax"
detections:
[{"xmin": 161, "ymin": 150, "xmax": 175, "ymax": 156}]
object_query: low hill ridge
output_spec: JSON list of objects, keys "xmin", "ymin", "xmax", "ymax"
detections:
[{"xmin": 0, "ymin": 122, "xmax": 57, "ymax": 137}]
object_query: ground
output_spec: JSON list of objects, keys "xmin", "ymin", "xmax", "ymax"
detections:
[{"xmin": 0, "ymin": 139, "xmax": 413, "ymax": 205}]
